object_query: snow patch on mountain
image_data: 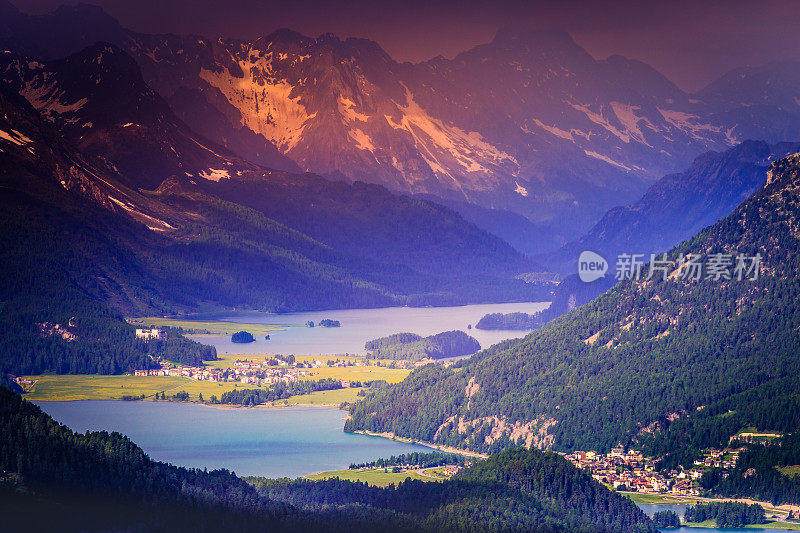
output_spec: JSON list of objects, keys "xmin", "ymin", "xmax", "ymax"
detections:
[
  {"xmin": 584, "ymin": 150, "xmax": 631, "ymax": 171},
  {"xmin": 199, "ymin": 168, "xmax": 231, "ymax": 181},
  {"xmin": 338, "ymin": 95, "xmax": 370, "ymax": 122},
  {"xmin": 199, "ymin": 61, "xmax": 315, "ymax": 151},
  {"xmin": 570, "ymin": 102, "xmax": 631, "ymax": 144},
  {"xmin": 384, "ymin": 90, "xmax": 518, "ymax": 188},
  {"xmin": 0, "ymin": 127, "xmax": 33, "ymax": 146},
  {"xmin": 658, "ymin": 107, "xmax": 739, "ymax": 145},
  {"xmin": 20, "ymin": 76, "xmax": 88, "ymax": 121},
  {"xmin": 610, "ymin": 102, "xmax": 656, "ymax": 147},
  {"xmin": 532, "ymin": 119, "xmax": 574, "ymax": 141},
  {"xmin": 349, "ymin": 129, "xmax": 375, "ymax": 152},
  {"xmin": 108, "ymin": 196, "xmax": 175, "ymax": 232}
]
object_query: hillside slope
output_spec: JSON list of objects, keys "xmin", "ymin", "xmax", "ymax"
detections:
[
  {"xmin": 0, "ymin": 44, "xmax": 277, "ymax": 190},
  {"xmin": 347, "ymin": 150, "xmax": 800, "ymax": 454}
]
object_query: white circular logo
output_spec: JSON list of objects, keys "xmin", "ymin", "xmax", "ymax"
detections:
[{"xmin": 578, "ymin": 251, "xmax": 608, "ymax": 282}]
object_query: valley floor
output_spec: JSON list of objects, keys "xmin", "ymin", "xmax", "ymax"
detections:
[{"xmin": 20, "ymin": 354, "xmax": 411, "ymax": 405}]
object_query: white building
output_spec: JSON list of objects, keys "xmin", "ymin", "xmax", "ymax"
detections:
[{"xmin": 135, "ymin": 328, "xmax": 162, "ymax": 340}]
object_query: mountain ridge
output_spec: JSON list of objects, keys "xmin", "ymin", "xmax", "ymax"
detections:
[
  {"xmin": 544, "ymin": 139, "xmax": 800, "ymax": 274},
  {"xmin": 3, "ymin": 1, "xmax": 800, "ymax": 241}
]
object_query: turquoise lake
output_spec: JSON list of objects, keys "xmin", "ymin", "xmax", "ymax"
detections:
[
  {"xmin": 36, "ymin": 401, "xmax": 435, "ymax": 478},
  {"xmin": 190, "ymin": 301, "xmax": 550, "ymax": 356}
]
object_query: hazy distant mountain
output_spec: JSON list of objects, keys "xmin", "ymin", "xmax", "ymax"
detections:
[
  {"xmin": 3, "ymin": 2, "xmax": 800, "ymax": 242},
  {"xmin": 545, "ymin": 140, "xmax": 800, "ymax": 274},
  {"xmin": 698, "ymin": 60, "xmax": 800, "ymax": 144}
]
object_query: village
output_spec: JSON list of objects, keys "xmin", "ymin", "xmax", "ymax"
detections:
[
  {"xmin": 132, "ymin": 327, "xmax": 379, "ymax": 386},
  {"xmin": 129, "ymin": 326, "xmax": 454, "ymax": 388},
  {"xmin": 132, "ymin": 355, "xmax": 371, "ymax": 388},
  {"xmin": 562, "ymin": 446, "xmax": 744, "ymax": 496}
]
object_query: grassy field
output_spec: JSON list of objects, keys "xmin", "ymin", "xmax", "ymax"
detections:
[
  {"xmin": 24, "ymin": 374, "xmax": 367, "ymax": 406},
  {"xmin": 305, "ymin": 468, "xmax": 434, "ymax": 487},
  {"xmin": 421, "ymin": 467, "xmax": 449, "ymax": 480},
  {"xmin": 282, "ymin": 387, "xmax": 363, "ymax": 405},
  {"xmin": 22, "ymin": 374, "xmax": 189, "ymax": 401},
  {"xmin": 302, "ymin": 365, "xmax": 409, "ymax": 383},
  {"xmin": 622, "ymin": 492, "xmax": 701, "ymax": 505},
  {"xmin": 622, "ymin": 492, "xmax": 800, "ymax": 530},
  {"xmin": 131, "ymin": 317, "xmax": 289, "ymax": 336},
  {"xmin": 23, "ymin": 374, "xmax": 269, "ymax": 401}
]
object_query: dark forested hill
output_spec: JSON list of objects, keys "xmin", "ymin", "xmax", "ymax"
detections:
[
  {"xmin": 0, "ymin": 386, "xmax": 654, "ymax": 532},
  {"xmin": 365, "ymin": 330, "xmax": 481, "ymax": 361},
  {"xmin": 347, "ymin": 150, "xmax": 800, "ymax": 455},
  {"xmin": 256, "ymin": 448, "xmax": 654, "ymax": 532}
]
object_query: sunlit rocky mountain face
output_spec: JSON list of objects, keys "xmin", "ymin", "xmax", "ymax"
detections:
[{"xmin": 3, "ymin": 2, "xmax": 800, "ymax": 248}]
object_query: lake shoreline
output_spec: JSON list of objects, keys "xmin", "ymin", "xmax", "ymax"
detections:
[
  {"xmin": 32, "ymin": 396, "xmax": 347, "ymax": 410},
  {"xmin": 351, "ymin": 430, "xmax": 488, "ymax": 459}
]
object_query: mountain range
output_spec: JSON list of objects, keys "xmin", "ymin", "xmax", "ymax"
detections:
[
  {"xmin": 0, "ymin": 42, "xmax": 546, "ymax": 376},
  {"xmin": 0, "ymin": 40, "xmax": 539, "ymax": 307},
  {"xmin": 3, "ymin": 1, "xmax": 800, "ymax": 243},
  {"xmin": 1, "ymin": 0, "xmax": 800, "ymax": 518}
]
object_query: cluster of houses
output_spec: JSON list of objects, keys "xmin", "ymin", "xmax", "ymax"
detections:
[
  {"xmin": 563, "ymin": 447, "xmax": 741, "ymax": 496},
  {"xmin": 133, "ymin": 359, "xmax": 311, "ymax": 386},
  {"xmin": 441, "ymin": 464, "xmax": 463, "ymax": 476},
  {"xmin": 131, "ymin": 356, "xmax": 370, "ymax": 388}
]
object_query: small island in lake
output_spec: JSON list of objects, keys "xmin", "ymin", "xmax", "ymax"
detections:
[
  {"xmin": 365, "ymin": 330, "xmax": 480, "ymax": 361},
  {"xmin": 231, "ymin": 331, "xmax": 255, "ymax": 343},
  {"xmin": 475, "ymin": 311, "xmax": 541, "ymax": 330},
  {"xmin": 318, "ymin": 319, "xmax": 341, "ymax": 327}
]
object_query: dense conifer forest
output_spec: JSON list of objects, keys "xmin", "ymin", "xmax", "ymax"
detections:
[
  {"xmin": 365, "ymin": 330, "xmax": 481, "ymax": 361},
  {"xmin": 216, "ymin": 379, "xmax": 348, "ymax": 406}
]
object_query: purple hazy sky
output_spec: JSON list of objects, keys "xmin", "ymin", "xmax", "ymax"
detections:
[{"xmin": 11, "ymin": 0, "xmax": 800, "ymax": 92}]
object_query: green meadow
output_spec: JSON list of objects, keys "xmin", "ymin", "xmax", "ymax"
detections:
[{"xmin": 305, "ymin": 468, "xmax": 435, "ymax": 487}]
